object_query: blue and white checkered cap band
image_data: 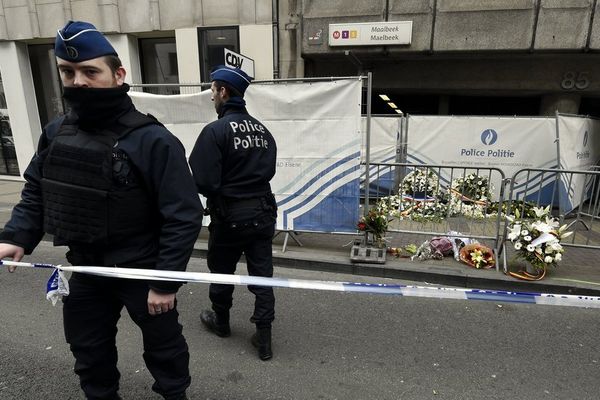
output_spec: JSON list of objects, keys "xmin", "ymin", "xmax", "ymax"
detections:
[{"xmin": 3, "ymin": 259, "xmax": 600, "ymax": 309}]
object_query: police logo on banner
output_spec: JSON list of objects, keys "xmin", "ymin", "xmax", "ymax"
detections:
[{"xmin": 481, "ymin": 129, "xmax": 498, "ymax": 145}]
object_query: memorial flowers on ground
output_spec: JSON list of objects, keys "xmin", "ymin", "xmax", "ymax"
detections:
[
  {"xmin": 506, "ymin": 205, "xmax": 573, "ymax": 280},
  {"xmin": 357, "ymin": 208, "xmax": 390, "ymax": 247},
  {"xmin": 450, "ymin": 173, "xmax": 492, "ymax": 203},
  {"xmin": 375, "ymin": 170, "xmax": 500, "ymax": 222},
  {"xmin": 458, "ymin": 243, "xmax": 495, "ymax": 269},
  {"xmin": 448, "ymin": 173, "xmax": 497, "ymax": 220},
  {"xmin": 401, "ymin": 169, "xmax": 439, "ymax": 198}
]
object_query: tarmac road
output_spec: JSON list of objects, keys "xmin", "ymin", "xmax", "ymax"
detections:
[{"xmin": 1, "ymin": 241, "xmax": 599, "ymax": 400}]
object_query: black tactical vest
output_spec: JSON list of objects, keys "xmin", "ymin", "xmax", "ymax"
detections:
[{"xmin": 41, "ymin": 112, "xmax": 159, "ymax": 245}]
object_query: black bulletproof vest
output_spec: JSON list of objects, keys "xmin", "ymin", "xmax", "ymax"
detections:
[{"xmin": 41, "ymin": 112, "xmax": 159, "ymax": 245}]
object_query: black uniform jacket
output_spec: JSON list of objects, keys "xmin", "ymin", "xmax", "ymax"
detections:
[
  {"xmin": 0, "ymin": 112, "xmax": 204, "ymax": 293},
  {"xmin": 188, "ymin": 101, "xmax": 277, "ymax": 200}
]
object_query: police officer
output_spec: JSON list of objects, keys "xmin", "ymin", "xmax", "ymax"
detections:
[
  {"xmin": 0, "ymin": 21, "xmax": 203, "ymax": 400},
  {"xmin": 189, "ymin": 66, "xmax": 277, "ymax": 361}
]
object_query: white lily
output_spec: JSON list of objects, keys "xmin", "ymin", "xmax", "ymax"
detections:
[
  {"xmin": 507, "ymin": 224, "xmax": 521, "ymax": 241},
  {"xmin": 550, "ymin": 242, "xmax": 563, "ymax": 252},
  {"xmin": 561, "ymin": 231, "xmax": 574, "ymax": 239},
  {"xmin": 533, "ymin": 205, "xmax": 550, "ymax": 218},
  {"xmin": 531, "ymin": 220, "xmax": 553, "ymax": 233},
  {"xmin": 546, "ymin": 216, "xmax": 560, "ymax": 229}
]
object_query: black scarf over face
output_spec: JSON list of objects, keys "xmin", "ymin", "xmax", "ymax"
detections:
[{"xmin": 62, "ymin": 83, "xmax": 134, "ymax": 130}]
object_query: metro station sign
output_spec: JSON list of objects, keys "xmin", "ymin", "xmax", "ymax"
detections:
[{"xmin": 328, "ymin": 21, "xmax": 412, "ymax": 47}]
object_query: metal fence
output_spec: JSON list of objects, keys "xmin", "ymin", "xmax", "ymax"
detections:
[
  {"xmin": 505, "ymin": 167, "xmax": 600, "ymax": 248},
  {"xmin": 365, "ymin": 162, "xmax": 506, "ymax": 267}
]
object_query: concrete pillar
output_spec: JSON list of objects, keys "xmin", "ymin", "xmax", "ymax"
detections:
[
  {"xmin": 539, "ymin": 93, "xmax": 581, "ymax": 115},
  {"xmin": 106, "ymin": 34, "xmax": 142, "ymax": 86},
  {"xmin": 240, "ymin": 24, "xmax": 274, "ymax": 80},
  {"xmin": 0, "ymin": 41, "xmax": 41, "ymax": 177},
  {"xmin": 176, "ymin": 27, "xmax": 202, "ymax": 93},
  {"xmin": 277, "ymin": 0, "xmax": 304, "ymax": 79}
]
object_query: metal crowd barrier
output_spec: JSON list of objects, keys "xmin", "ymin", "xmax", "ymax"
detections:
[
  {"xmin": 505, "ymin": 167, "xmax": 600, "ymax": 248},
  {"xmin": 365, "ymin": 162, "xmax": 506, "ymax": 268},
  {"xmin": 498, "ymin": 167, "xmax": 600, "ymax": 273}
]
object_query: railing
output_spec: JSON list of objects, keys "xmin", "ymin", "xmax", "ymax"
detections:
[
  {"xmin": 365, "ymin": 162, "xmax": 506, "ymax": 269},
  {"xmin": 506, "ymin": 167, "xmax": 600, "ymax": 249}
]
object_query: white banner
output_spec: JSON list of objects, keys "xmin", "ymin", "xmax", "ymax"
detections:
[
  {"xmin": 557, "ymin": 115, "xmax": 600, "ymax": 212},
  {"xmin": 130, "ymin": 79, "xmax": 362, "ymax": 233},
  {"xmin": 407, "ymin": 116, "xmax": 557, "ymax": 201},
  {"xmin": 361, "ymin": 116, "xmax": 399, "ymax": 163},
  {"xmin": 361, "ymin": 116, "xmax": 400, "ymax": 195}
]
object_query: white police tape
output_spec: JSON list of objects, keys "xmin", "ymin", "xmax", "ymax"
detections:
[{"xmin": 2, "ymin": 259, "xmax": 600, "ymax": 309}]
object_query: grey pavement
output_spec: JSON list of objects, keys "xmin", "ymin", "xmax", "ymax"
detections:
[
  {"xmin": 2, "ymin": 179, "xmax": 600, "ymax": 296},
  {"xmin": 4, "ymin": 241, "xmax": 600, "ymax": 400}
]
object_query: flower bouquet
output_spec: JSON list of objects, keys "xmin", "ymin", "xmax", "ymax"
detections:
[
  {"xmin": 387, "ymin": 244, "xmax": 418, "ymax": 258},
  {"xmin": 450, "ymin": 173, "xmax": 492, "ymax": 204},
  {"xmin": 376, "ymin": 194, "xmax": 450, "ymax": 222},
  {"xmin": 448, "ymin": 173, "xmax": 498, "ymax": 220},
  {"xmin": 401, "ymin": 169, "xmax": 439, "ymax": 198},
  {"xmin": 459, "ymin": 243, "xmax": 495, "ymax": 269},
  {"xmin": 357, "ymin": 209, "xmax": 390, "ymax": 247},
  {"xmin": 506, "ymin": 206, "xmax": 573, "ymax": 280}
]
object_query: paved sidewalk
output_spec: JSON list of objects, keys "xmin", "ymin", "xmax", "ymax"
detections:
[{"xmin": 2, "ymin": 179, "xmax": 600, "ymax": 296}]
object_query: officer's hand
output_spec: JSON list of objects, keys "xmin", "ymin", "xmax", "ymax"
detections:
[
  {"xmin": 0, "ymin": 243, "xmax": 25, "ymax": 273},
  {"xmin": 147, "ymin": 289, "xmax": 176, "ymax": 316}
]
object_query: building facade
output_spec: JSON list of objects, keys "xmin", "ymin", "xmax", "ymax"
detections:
[{"xmin": 1, "ymin": 0, "xmax": 600, "ymax": 177}]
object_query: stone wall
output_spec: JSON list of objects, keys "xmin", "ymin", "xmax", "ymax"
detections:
[{"xmin": 0, "ymin": 0, "xmax": 273, "ymax": 40}]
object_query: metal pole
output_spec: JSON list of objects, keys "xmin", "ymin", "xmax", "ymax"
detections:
[
  {"xmin": 129, "ymin": 76, "xmax": 368, "ymax": 88},
  {"xmin": 554, "ymin": 110, "xmax": 563, "ymax": 216},
  {"xmin": 364, "ymin": 72, "xmax": 373, "ymax": 217}
]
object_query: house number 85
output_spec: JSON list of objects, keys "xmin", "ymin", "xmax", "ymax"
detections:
[{"xmin": 561, "ymin": 71, "xmax": 590, "ymax": 90}]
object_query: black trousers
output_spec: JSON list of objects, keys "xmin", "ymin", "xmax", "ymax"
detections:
[
  {"xmin": 63, "ymin": 273, "xmax": 190, "ymax": 400},
  {"xmin": 207, "ymin": 212, "xmax": 275, "ymax": 328}
]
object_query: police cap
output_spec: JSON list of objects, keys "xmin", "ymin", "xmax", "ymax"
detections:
[
  {"xmin": 210, "ymin": 65, "xmax": 252, "ymax": 96},
  {"xmin": 55, "ymin": 20, "xmax": 118, "ymax": 62}
]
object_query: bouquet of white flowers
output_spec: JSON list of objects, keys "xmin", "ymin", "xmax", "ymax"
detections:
[
  {"xmin": 506, "ymin": 206, "xmax": 572, "ymax": 279},
  {"xmin": 449, "ymin": 173, "xmax": 496, "ymax": 220},
  {"xmin": 450, "ymin": 173, "xmax": 492, "ymax": 203},
  {"xmin": 401, "ymin": 169, "xmax": 439, "ymax": 198}
]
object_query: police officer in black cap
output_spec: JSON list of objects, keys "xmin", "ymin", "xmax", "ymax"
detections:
[
  {"xmin": 0, "ymin": 21, "xmax": 202, "ymax": 400},
  {"xmin": 189, "ymin": 66, "xmax": 277, "ymax": 361}
]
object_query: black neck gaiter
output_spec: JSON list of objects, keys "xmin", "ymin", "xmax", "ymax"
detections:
[{"xmin": 62, "ymin": 84, "xmax": 134, "ymax": 130}]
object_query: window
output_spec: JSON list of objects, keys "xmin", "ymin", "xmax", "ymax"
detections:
[
  {"xmin": 139, "ymin": 38, "xmax": 180, "ymax": 95},
  {"xmin": 0, "ymin": 73, "xmax": 19, "ymax": 175},
  {"xmin": 198, "ymin": 27, "xmax": 240, "ymax": 83}
]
